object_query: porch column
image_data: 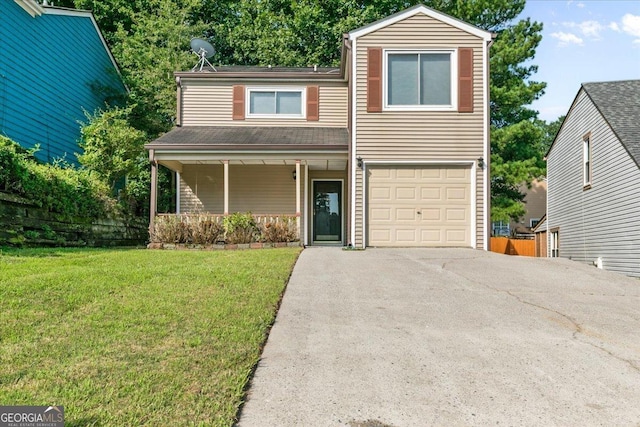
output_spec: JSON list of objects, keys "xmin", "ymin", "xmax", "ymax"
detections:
[
  {"xmin": 149, "ymin": 151, "xmax": 158, "ymax": 235},
  {"xmin": 295, "ymin": 160, "xmax": 301, "ymax": 239},
  {"xmin": 223, "ymin": 160, "xmax": 229, "ymax": 215}
]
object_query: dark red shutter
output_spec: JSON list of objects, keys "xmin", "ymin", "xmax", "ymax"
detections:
[
  {"xmin": 232, "ymin": 85, "xmax": 245, "ymax": 120},
  {"xmin": 307, "ymin": 86, "xmax": 319, "ymax": 121},
  {"xmin": 367, "ymin": 47, "xmax": 382, "ymax": 113},
  {"xmin": 458, "ymin": 48, "xmax": 473, "ymax": 113}
]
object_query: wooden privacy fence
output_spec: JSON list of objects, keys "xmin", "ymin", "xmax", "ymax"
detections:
[{"xmin": 490, "ymin": 237, "xmax": 535, "ymax": 257}]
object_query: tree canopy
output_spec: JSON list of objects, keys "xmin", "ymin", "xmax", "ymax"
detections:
[{"xmin": 60, "ymin": 0, "xmax": 553, "ymax": 223}]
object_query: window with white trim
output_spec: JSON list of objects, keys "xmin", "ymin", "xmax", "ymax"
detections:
[
  {"xmin": 385, "ymin": 50, "xmax": 456, "ymax": 110},
  {"xmin": 583, "ymin": 133, "xmax": 592, "ymax": 187},
  {"xmin": 247, "ymin": 87, "xmax": 304, "ymax": 118}
]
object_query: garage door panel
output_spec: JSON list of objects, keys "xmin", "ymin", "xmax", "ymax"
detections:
[
  {"xmin": 421, "ymin": 208, "xmax": 441, "ymax": 221},
  {"xmin": 395, "ymin": 229, "xmax": 417, "ymax": 242},
  {"xmin": 371, "ymin": 186, "xmax": 391, "ymax": 201},
  {"xmin": 395, "ymin": 187, "xmax": 416, "ymax": 199},
  {"xmin": 446, "ymin": 187, "xmax": 467, "ymax": 200},
  {"xmin": 420, "ymin": 188, "xmax": 441, "ymax": 200},
  {"xmin": 420, "ymin": 229, "xmax": 442, "ymax": 243},
  {"xmin": 368, "ymin": 165, "xmax": 471, "ymax": 247},
  {"xmin": 446, "ymin": 208, "xmax": 467, "ymax": 221},
  {"xmin": 396, "ymin": 208, "xmax": 417, "ymax": 221},
  {"xmin": 370, "ymin": 208, "xmax": 392, "ymax": 221}
]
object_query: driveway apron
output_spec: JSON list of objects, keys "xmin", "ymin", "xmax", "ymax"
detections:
[{"xmin": 237, "ymin": 247, "xmax": 640, "ymax": 427}]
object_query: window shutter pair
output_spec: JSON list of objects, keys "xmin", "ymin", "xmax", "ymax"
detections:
[
  {"xmin": 231, "ymin": 85, "xmax": 319, "ymax": 120},
  {"xmin": 366, "ymin": 47, "xmax": 474, "ymax": 113}
]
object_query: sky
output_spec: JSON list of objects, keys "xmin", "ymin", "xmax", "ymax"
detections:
[{"xmin": 518, "ymin": 0, "xmax": 640, "ymax": 122}]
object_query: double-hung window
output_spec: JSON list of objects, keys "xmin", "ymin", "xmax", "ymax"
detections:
[
  {"xmin": 583, "ymin": 132, "xmax": 592, "ymax": 188},
  {"xmin": 385, "ymin": 50, "xmax": 456, "ymax": 110},
  {"xmin": 247, "ymin": 87, "xmax": 304, "ymax": 118}
]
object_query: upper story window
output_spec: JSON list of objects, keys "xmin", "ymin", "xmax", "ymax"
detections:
[
  {"xmin": 385, "ymin": 50, "xmax": 456, "ymax": 110},
  {"xmin": 583, "ymin": 132, "xmax": 592, "ymax": 188},
  {"xmin": 247, "ymin": 87, "xmax": 305, "ymax": 118}
]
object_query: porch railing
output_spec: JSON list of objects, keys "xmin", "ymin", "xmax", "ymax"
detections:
[{"xmin": 152, "ymin": 213, "xmax": 299, "ymax": 244}]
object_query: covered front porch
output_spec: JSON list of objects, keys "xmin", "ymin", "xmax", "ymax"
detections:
[{"xmin": 146, "ymin": 126, "xmax": 350, "ymax": 246}]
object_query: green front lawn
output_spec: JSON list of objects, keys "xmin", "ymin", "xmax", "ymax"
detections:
[{"xmin": 0, "ymin": 247, "xmax": 301, "ymax": 426}]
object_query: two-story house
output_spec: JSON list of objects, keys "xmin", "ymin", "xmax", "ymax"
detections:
[
  {"xmin": 1, "ymin": 0, "xmax": 126, "ymax": 164},
  {"xmin": 146, "ymin": 4, "xmax": 493, "ymax": 249}
]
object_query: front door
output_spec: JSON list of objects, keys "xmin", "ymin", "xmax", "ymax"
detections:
[{"xmin": 313, "ymin": 181, "xmax": 342, "ymax": 243}]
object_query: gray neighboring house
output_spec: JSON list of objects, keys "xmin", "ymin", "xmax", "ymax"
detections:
[{"xmin": 546, "ymin": 80, "xmax": 640, "ymax": 277}]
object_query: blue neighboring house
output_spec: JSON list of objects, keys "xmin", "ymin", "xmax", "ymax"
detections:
[{"xmin": 0, "ymin": 0, "xmax": 126, "ymax": 164}]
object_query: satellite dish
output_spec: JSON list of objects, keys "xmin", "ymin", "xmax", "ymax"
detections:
[{"xmin": 190, "ymin": 38, "xmax": 216, "ymax": 72}]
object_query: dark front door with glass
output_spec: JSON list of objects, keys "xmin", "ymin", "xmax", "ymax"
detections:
[{"xmin": 313, "ymin": 181, "xmax": 342, "ymax": 243}]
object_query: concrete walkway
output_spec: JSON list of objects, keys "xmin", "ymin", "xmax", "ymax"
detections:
[{"xmin": 237, "ymin": 248, "xmax": 640, "ymax": 427}]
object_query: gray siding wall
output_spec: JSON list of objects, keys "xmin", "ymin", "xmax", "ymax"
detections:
[
  {"xmin": 353, "ymin": 13, "xmax": 487, "ymax": 247},
  {"xmin": 180, "ymin": 80, "xmax": 348, "ymax": 127},
  {"xmin": 547, "ymin": 89, "xmax": 640, "ymax": 277}
]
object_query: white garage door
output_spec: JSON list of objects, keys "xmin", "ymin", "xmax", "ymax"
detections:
[{"xmin": 368, "ymin": 165, "xmax": 471, "ymax": 247}]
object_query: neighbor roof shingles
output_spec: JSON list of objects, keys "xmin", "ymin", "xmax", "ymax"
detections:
[
  {"xmin": 146, "ymin": 126, "xmax": 349, "ymax": 150},
  {"xmin": 582, "ymin": 80, "xmax": 640, "ymax": 165}
]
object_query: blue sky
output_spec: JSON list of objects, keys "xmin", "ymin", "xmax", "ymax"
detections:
[{"xmin": 518, "ymin": 0, "xmax": 640, "ymax": 122}]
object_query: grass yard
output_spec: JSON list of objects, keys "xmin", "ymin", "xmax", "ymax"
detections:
[{"xmin": 0, "ymin": 247, "xmax": 301, "ymax": 426}]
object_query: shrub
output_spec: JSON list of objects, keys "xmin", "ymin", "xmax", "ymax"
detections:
[
  {"xmin": 223, "ymin": 212, "xmax": 258, "ymax": 244},
  {"xmin": 0, "ymin": 137, "xmax": 116, "ymax": 219},
  {"xmin": 260, "ymin": 217, "xmax": 298, "ymax": 243},
  {"xmin": 151, "ymin": 215, "xmax": 190, "ymax": 243},
  {"xmin": 187, "ymin": 215, "xmax": 224, "ymax": 244},
  {"xmin": 151, "ymin": 214, "xmax": 224, "ymax": 244}
]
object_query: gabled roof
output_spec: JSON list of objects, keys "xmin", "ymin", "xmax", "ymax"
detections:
[
  {"xmin": 348, "ymin": 3, "xmax": 493, "ymax": 41},
  {"xmin": 582, "ymin": 80, "xmax": 640, "ymax": 166}
]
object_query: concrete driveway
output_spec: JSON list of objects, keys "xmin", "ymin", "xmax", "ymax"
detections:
[{"xmin": 237, "ymin": 248, "xmax": 640, "ymax": 427}]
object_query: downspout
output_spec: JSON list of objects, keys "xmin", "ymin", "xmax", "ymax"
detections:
[
  {"xmin": 176, "ymin": 76, "xmax": 182, "ymax": 127},
  {"xmin": 484, "ymin": 35, "xmax": 496, "ymax": 250},
  {"xmin": 149, "ymin": 149, "xmax": 158, "ymax": 237},
  {"xmin": 343, "ymin": 35, "xmax": 353, "ymax": 246}
]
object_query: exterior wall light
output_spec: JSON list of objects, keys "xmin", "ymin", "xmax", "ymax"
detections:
[
  {"xmin": 357, "ymin": 156, "xmax": 363, "ymax": 168},
  {"xmin": 292, "ymin": 170, "xmax": 297, "ymax": 180},
  {"xmin": 477, "ymin": 157, "xmax": 485, "ymax": 170}
]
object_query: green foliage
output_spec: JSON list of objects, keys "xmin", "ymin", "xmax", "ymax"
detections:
[
  {"xmin": 0, "ymin": 138, "xmax": 115, "ymax": 219},
  {"xmin": 223, "ymin": 212, "xmax": 259, "ymax": 244},
  {"xmin": 78, "ymin": 106, "xmax": 147, "ymax": 191}
]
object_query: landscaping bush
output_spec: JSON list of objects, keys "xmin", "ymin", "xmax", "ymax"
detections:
[
  {"xmin": 151, "ymin": 214, "xmax": 224, "ymax": 244},
  {"xmin": 187, "ymin": 214, "xmax": 224, "ymax": 244},
  {"xmin": 0, "ymin": 137, "xmax": 115, "ymax": 219},
  {"xmin": 223, "ymin": 212, "xmax": 258, "ymax": 244},
  {"xmin": 260, "ymin": 216, "xmax": 298, "ymax": 243}
]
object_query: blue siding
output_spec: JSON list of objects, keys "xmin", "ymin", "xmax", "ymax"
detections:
[{"xmin": 0, "ymin": 2, "xmax": 125, "ymax": 164}]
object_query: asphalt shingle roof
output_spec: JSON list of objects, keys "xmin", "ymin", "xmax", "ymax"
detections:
[
  {"xmin": 147, "ymin": 126, "xmax": 349, "ymax": 150},
  {"xmin": 582, "ymin": 80, "xmax": 640, "ymax": 165}
]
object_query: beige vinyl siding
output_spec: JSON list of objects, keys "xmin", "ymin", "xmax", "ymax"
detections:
[
  {"xmin": 180, "ymin": 164, "xmax": 307, "ymax": 234},
  {"xmin": 354, "ymin": 13, "xmax": 487, "ymax": 247},
  {"xmin": 547, "ymin": 89, "xmax": 640, "ymax": 277},
  {"xmin": 181, "ymin": 81, "xmax": 348, "ymax": 127},
  {"xmin": 510, "ymin": 179, "xmax": 547, "ymax": 230}
]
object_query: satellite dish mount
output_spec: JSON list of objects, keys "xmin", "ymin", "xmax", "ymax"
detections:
[{"xmin": 190, "ymin": 38, "xmax": 216, "ymax": 72}]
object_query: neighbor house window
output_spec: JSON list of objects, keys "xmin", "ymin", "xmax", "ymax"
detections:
[
  {"xmin": 530, "ymin": 218, "xmax": 540, "ymax": 228},
  {"xmin": 550, "ymin": 230, "xmax": 559, "ymax": 258},
  {"xmin": 247, "ymin": 88, "xmax": 304, "ymax": 117},
  {"xmin": 583, "ymin": 132, "xmax": 591, "ymax": 187},
  {"xmin": 385, "ymin": 50, "xmax": 455, "ymax": 109}
]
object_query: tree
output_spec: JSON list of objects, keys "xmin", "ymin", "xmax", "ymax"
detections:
[{"xmin": 78, "ymin": 107, "xmax": 147, "ymax": 191}]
